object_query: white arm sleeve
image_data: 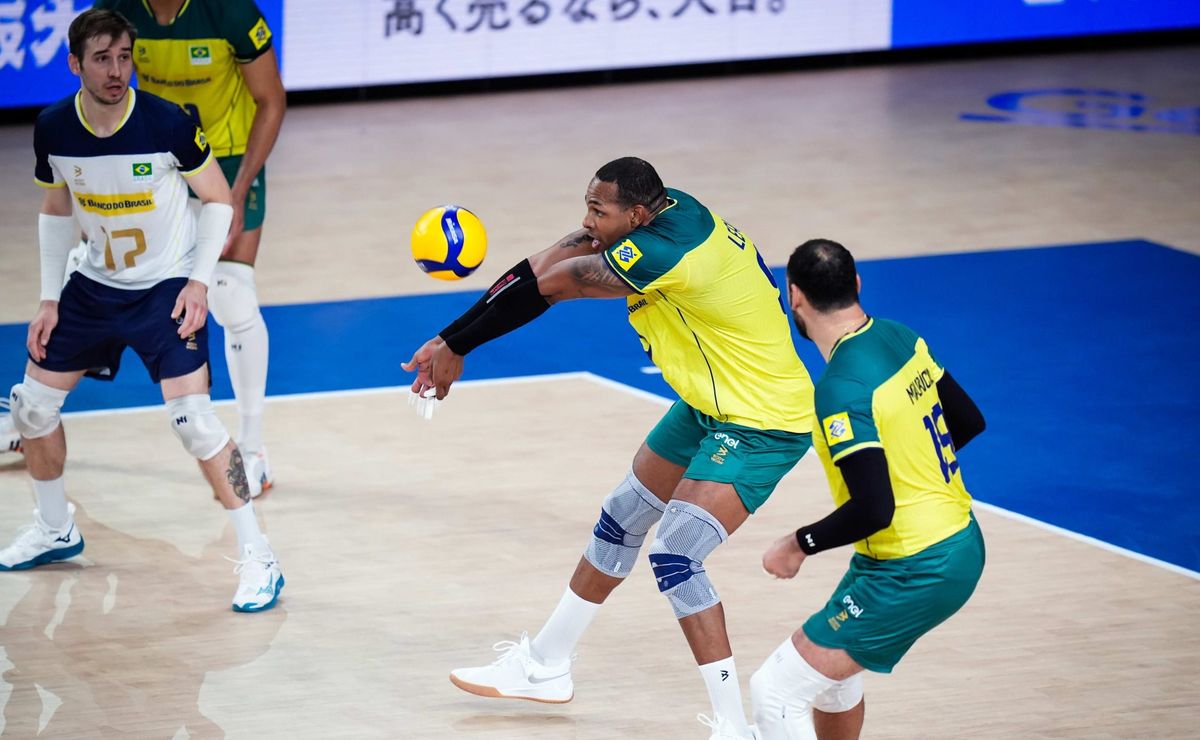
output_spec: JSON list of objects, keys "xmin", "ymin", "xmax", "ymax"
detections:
[
  {"xmin": 188, "ymin": 201, "xmax": 234, "ymax": 287},
  {"xmin": 38, "ymin": 213, "xmax": 78, "ymax": 301}
]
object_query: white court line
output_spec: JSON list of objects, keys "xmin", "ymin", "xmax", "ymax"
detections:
[{"xmin": 52, "ymin": 371, "xmax": 1200, "ymax": 581}]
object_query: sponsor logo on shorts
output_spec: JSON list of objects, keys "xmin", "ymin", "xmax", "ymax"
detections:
[
  {"xmin": 189, "ymin": 45, "xmax": 212, "ymax": 65},
  {"xmin": 612, "ymin": 239, "xmax": 642, "ymax": 270},
  {"xmin": 822, "ymin": 412, "xmax": 854, "ymax": 446},
  {"xmin": 713, "ymin": 432, "xmax": 740, "ymax": 449},
  {"xmin": 842, "ymin": 594, "xmax": 864, "ymax": 617},
  {"xmin": 185, "ymin": 332, "xmax": 198, "ymax": 351},
  {"xmin": 74, "ymin": 192, "xmax": 155, "ymax": 216},
  {"xmin": 711, "ymin": 445, "xmax": 728, "ymax": 465}
]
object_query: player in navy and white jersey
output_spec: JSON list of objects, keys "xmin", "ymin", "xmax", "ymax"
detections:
[{"xmin": 0, "ymin": 9, "xmax": 283, "ymax": 613}]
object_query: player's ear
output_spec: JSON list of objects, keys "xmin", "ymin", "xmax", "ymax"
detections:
[
  {"xmin": 68, "ymin": 54, "xmax": 81, "ymax": 76},
  {"xmin": 788, "ymin": 283, "xmax": 804, "ymax": 310},
  {"xmin": 855, "ymin": 273, "xmax": 862, "ymax": 296}
]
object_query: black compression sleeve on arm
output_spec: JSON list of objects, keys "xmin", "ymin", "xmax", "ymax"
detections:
[
  {"xmin": 441, "ymin": 265, "xmax": 551, "ymax": 356},
  {"xmin": 936, "ymin": 371, "xmax": 986, "ymax": 450},
  {"xmin": 439, "ymin": 259, "xmax": 536, "ymax": 340},
  {"xmin": 794, "ymin": 448, "xmax": 895, "ymax": 555}
]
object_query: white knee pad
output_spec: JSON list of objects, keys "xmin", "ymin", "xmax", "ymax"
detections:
[
  {"xmin": 167, "ymin": 394, "xmax": 230, "ymax": 461},
  {"xmin": 9, "ymin": 376, "xmax": 68, "ymax": 439},
  {"xmin": 584, "ymin": 470, "xmax": 666, "ymax": 578},
  {"xmin": 647, "ymin": 500, "xmax": 728, "ymax": 618},
  {"xmin": 751, "ymin": 638, "xmax": 837, "ymax": 740},
  {"xmin": 813, "ymin": 673, "xmax": 864, "ymax": 713},
  {"xmin": 208, "ymin": 262, "xmax": 261, "ymax": 333}
]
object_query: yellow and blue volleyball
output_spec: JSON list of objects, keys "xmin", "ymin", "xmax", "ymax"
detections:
[{"xmin": 411, "ymin": 205, "xmax": 487, "ymax": 280}]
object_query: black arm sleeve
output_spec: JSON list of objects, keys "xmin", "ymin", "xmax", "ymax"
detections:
[
  {"xmin": 936, "ymin": 371, "xmax": 986, "ymax": 450},
  {"xmin": 440, "ymin": 259, "xmax": 550, "ymax": 355},
  {"xmin": 795, "ymin": 448, "xmax": 895, "ymax": 555}
]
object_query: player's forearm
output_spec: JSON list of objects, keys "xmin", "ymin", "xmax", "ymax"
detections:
[
  {"xmin": 189, "ymin": 203, "xmax": 235, "ymax": 286},
  {"xmin": 441, "ymin": 267, "xmax": 551, "ymax": 355},
  {"xmin": 936, "ymin": 371, "xmax": 985, "ymax": 450},
  {"xmin": 38, "ymin": 213, "xmax": 77, "ymax": 301},
  {"xmin": 795, "ymin": 448, "xmax": 895, "ymax": 555},
  {"xmin": 231, "ymin": 94, "xmax": 285, "ymax": 198}
]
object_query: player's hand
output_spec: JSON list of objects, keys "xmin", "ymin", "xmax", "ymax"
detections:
[
  {"xmin": 402, "ymin": 337, "xmax": 464, "ymax": 401},
  {"xmin": 221, "ymin": 198, "xmax": 246, "ymax": 257},
  {"xmin": 762, "ymin": 532, "xmax": 807, "ymax": 579},
  {"xmin": 26, "ymin": 300, "xmax": 59, "ymax": 362},
  {"xmin": 172, "ymin": 280, "xmax": 209, "ymax": 337},
  {"xmin": 402, "ymin": 337, "xmax": 443, "ymax": 397}
]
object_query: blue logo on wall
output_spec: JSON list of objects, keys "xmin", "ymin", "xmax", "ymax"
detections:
[{"xmin": 961, "ymin": 89, "xmax": 1200, "ymax": 136}]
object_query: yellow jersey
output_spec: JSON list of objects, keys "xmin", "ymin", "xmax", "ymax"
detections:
[
  {"xmin": 814, "ymin": 318, "xmax": 973, "ymax": 559},
  {"xmin": 96, "ymin": 0, "xmax": 275, "ymax": 158},
  {"xmin": 602, "ymin": 188, "xmax": 814, "ymax": 433}
]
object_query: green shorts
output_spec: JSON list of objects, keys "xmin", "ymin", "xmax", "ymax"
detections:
[
  {"xmin": 803, "ymin": 516, "xmax": 986, "ymax": 673},
  {"xmin": 645, "ymin": 400, "xmax": 811, "ymax": 513},
  {"xmin": 217, "ymin": 154, "xmax": 267, "ymax": 231}
]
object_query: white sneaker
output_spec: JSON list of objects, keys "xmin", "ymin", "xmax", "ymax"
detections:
[
  {"xmin": 229, "ymin": 542, "xmax": 284, "ymax": 612},
  {"xmin": 0, "ymin": 398, "xmax": 22, "ymax": 455},
  {"xmin": 449, "ymin": 632, "xmax": 574, "ymax": 703},
  {"xmin": 698, "ymin": 714, "xmax": 759, "ymax": 740},
  {"xmin": 242, "ymin": 446, "xmax": 274, "ymax": 498},
  {"xmin": 0, "ymin": 503, "xmax": 84, "ymax": 571}
]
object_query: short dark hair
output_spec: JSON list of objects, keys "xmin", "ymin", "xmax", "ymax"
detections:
[
  {"xmin": 787, "ymin": 239, "xmax": 859, "ymax": 312},
  {"xmin": 594, "ymin": 157, "xmax": 666, "ymax": 210},
  {"xmin": 69, "ymin": 8, "xmax": 137, "ymax": 60}
]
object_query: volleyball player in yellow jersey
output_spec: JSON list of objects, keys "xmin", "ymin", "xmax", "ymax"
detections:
[
  {"xmin": 95, "ymin": 0, "xmax": 286, "ymax": 494},
  {"xmin": 750, "ymin": 239, "xmax": 987, "ymax": 740},
  {"xmin": 404, "ymin": 157, "xmax": 814, "ymax": 738}
]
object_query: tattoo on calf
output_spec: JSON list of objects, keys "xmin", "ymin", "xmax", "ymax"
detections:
[{"xmin": 227, "ymin": 447, "xmax": 252, "ymax": 503}]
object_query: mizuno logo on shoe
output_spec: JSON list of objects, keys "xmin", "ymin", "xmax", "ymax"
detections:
[{"xmin": 54, "ymin": 526, "xmax": 74, "ymax": 544}]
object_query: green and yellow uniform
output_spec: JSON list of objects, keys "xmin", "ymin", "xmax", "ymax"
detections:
[
  {"xmin": 602, "ymin": 188, "xmax": 815, "ymax": 512},
  {"xmin": 96, "ymin": 0, "xmax": 274, "ymax": 229},
  {"xmin": 803, "ymin": 318, "xmax": 985, "ymax": 672}
]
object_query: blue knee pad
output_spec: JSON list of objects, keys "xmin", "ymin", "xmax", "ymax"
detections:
[
  {"xmin": 584, "ymin": 470, "xmax": 665, "ymax": 578},
  {"xmin": 647, "ymin": 501, "xmax": 728, "ymax": 619}
]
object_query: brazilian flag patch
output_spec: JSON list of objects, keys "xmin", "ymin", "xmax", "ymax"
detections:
[
  {"xmin": 249, "ymin": 18, "xmax": 272, "ymax": 50},
  {"xmin": 131, "ymin": 162, "xmax": 153, "ymax": 182},
  {"xmin": 189, "ymin": 44, "xmax": 212, "ymax": 65}
]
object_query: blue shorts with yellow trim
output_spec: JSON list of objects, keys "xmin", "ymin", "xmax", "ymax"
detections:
[
  {"xmin": 645, "ymin": 400, "xmax": 811, "ymax": 513},
  {"xmin": 33, "ymin": 274, "xmax": 209, "ymax": 384},
  {"xmin": 803, "ymin": 516, "xmax": 985, "ymax": 673}
]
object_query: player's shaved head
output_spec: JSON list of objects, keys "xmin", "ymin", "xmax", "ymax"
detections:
[
  {"xmin": 788, "ymin": 239, "xmax": 859, "ymax": 312},
  {"xmin": 69, "ymin": 8, "xmax": 137, "ymax": 60},
  {"xmin": 595, "ymin": 157, "xmax": 667, "ymax": 211}
]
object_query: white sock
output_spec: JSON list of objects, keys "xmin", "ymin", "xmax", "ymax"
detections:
[
  {"xmin": 238, "ymin": 413, "xmax": 264, "ymax": 454},
  {"xmin": 217, "ymin": 263, "xmax": 268, "ymax": 452},
  {"xmin": 531, "ymin": 587, "xmax": 601, "ymax": 664},
  {"xmin": 700, "ymin": 656, "xmax": 751, "ymax": 733},
  {"xmin": 228, "ymin": 501, "xmax": 269, "ymax": 552},
  {"xmin": 33, "ymin": 476, "xmax": 69, "ymax": 529}
]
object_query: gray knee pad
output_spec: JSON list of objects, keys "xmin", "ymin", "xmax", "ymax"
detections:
[
  {"xmin": 167, "ymin": 394, "xmax": 230, "ymax": 461},
  {"xmin": 208, "ymin": 262, "xmax": 261, "ymax": 333},
  {"xmin": 647, "ymin": 501, "xmax": 728, "ymax": 618},
  {"xmin": 9, "ymin": 377, "xmax": 68, "ymax": 439},
  {"xmin": 584, "ymin": 470, "xmax": 666, "ymax": 578}
]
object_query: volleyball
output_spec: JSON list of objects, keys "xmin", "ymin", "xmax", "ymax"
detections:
[{"xmin": 411, "ymin": 205, "xmax": 487, "ymax": 280}]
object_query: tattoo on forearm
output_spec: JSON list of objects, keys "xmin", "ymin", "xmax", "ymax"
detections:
[
  {"xmin": 553, "ymin": 230, "xmax": 594, "ymax": 251},
  {"xmin": 227, "ymin": 447, "xmax": 252, "ymax": 503},
  {"xmin": 568, "ymin": 254, "xmax": 628, "ymax": 294}
]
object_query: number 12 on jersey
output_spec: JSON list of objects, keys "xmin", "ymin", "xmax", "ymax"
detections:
[{"xmin": 922, "ymin": 402, "xmax": 959, "ymax": 484}]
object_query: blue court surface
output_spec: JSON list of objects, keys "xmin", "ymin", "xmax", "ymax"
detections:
[{"xmin": 3, "ymin": 239, "xmax": 1197, "ymax": 573}]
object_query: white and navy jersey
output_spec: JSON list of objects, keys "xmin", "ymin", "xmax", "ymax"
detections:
[{"xmin": 34, "ymin": 88, "xmax": 214, "ymax": 290}]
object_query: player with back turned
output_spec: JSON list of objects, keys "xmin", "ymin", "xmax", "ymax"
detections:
[{"xmin": 750, "ymin": 238, "xmax": 987, "ymax": 740}]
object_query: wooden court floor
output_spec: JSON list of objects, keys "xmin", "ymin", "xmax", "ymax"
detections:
[{"xmin": 1, "ymin": 43, "xmax": 1199, "ymax": 738}]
